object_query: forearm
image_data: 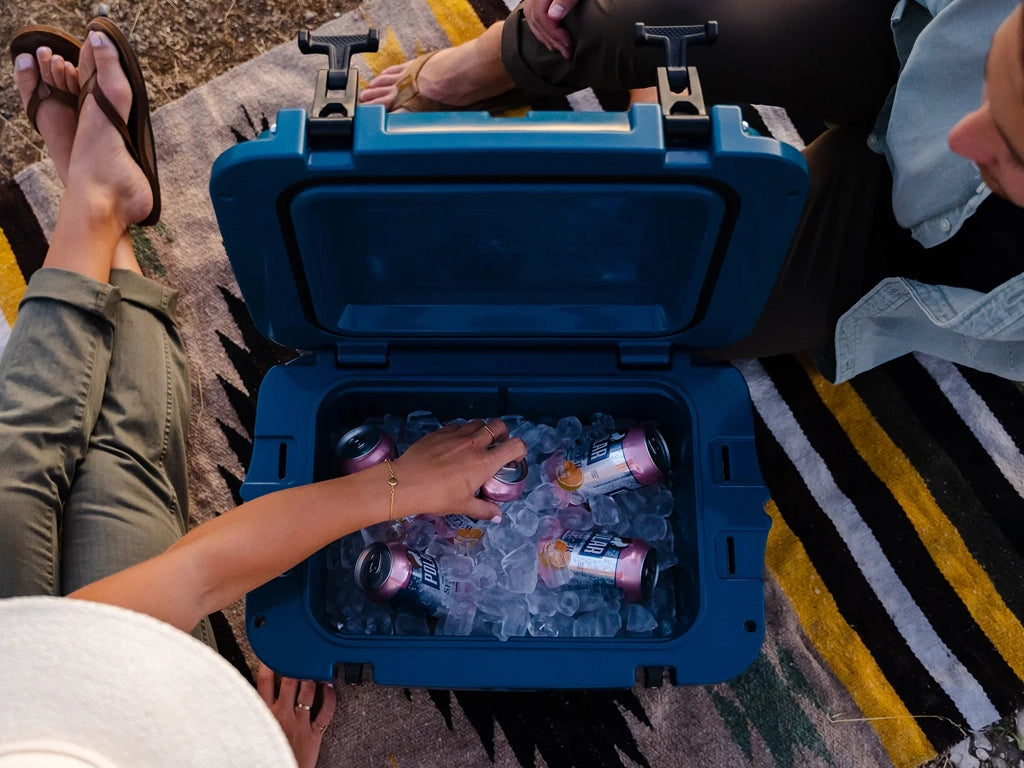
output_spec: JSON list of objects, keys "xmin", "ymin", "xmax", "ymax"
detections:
[
  {"xmin": 69, "ymin": 420, "xmax": 524, "ymax": 633},
  {"xmin": 71, "ymin": 464, "xmax": 391, "ymax": 632}
]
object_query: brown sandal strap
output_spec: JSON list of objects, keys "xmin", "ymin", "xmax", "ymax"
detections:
[
  {"xmin": 390, "ymin": 51, "xmax": 533, "ymax": 114},
  {"xmin": 25, "ymin": 83, "xmax": 79, "ymax": 133}
]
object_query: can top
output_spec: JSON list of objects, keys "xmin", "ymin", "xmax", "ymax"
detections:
[
  {"xmin": 336, "ymin": 424, "xmax": 383, "ymax": 460},
  {"xmin": 639, "ymin": 547, "xmax": 660, "ymax": 602},
  {"xmin": 492, "ymin": 458, "xmax": 528, "ymax": 485},
  {"xmin": 643, "ymin": 424, "xmax": 671, "ymax": 475},
  {"xmin": 355, "ymin": 541, "xmax": 392, "ymax": 591}
]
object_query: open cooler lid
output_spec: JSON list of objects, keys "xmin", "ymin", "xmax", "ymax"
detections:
[{"xmin": 210, "ymin": 38, "xmax": 808, "ymax": 354}]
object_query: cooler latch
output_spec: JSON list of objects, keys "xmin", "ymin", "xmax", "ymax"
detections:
[
  {"xmin": 297, "ymin": 29, "xmax": 380, "ymax": 142},
  {"xmin": 618, "ymin": 342, "xmax": 672, "ymax": 369},
  {"xmin": 635, "ymin": 21, "xmax": 718, "ymax": 143}
]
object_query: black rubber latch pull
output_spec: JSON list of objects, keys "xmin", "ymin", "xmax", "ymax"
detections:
[
  {"xmin": 634, "ymin": 22, "xmax": 718, "ymax": 93},
  {"xmin": 297, "ymin": 30, "xmax": 380, "ymax": 90}
]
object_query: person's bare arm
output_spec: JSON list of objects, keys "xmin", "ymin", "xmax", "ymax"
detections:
[{"xmin": 70, "ymin": 420, "xmax": 525, "ymax": 632}]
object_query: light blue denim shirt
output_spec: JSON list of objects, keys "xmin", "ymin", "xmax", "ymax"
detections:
[{"xmin": 827, "ymin": 0, "xmax": 1024, "ymax": 383}]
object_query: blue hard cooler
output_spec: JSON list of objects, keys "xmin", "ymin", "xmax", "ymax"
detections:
[{"xmin": 209, "ymin": 46, "xmax": 808, "ymax": 689}]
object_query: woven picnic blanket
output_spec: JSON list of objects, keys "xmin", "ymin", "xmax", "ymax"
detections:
[{"xmin": 3, "ymin": 1, "xmax": 1023, "ymax": 765}]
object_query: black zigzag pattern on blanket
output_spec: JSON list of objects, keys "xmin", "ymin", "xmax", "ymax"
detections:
[
  {"xmin": 424, "ymin": 688, "xmax": 653, "ymax": 768},
  {"xmin": 216, "ymin": 284, "xmax": 296, "ymax": 507}
]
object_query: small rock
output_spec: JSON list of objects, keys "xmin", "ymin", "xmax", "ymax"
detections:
[
  {"xmin": 97, "ymin": 3, "xmax": 109, "ymax": 16},
  {"xmin": 950, "ymin": 737, "xmax": 981, "ymax": 768},
  {"xmin": 976, "ymin": 733, "xmax": 994, "ymax": 752},
  {"xmin": 303, "ymin": 10, "xmax": 316, "ymax": 21}
]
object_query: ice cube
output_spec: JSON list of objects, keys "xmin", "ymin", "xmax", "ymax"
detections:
[
  {"xmin": 538, "ymin": 561, "xmax": 573, "ymax": 589},
  {"xmin": 469, "ymin": 563, "xmax": 498, "ymax": 590},
  {"xmin": 502, "ymin": 544, "xmax": 539, "ymax": 594},
  {"xmin": 406, "ymin": 410, "xmax": 441, "ymax": 440},
  {"xmin": 555, "ymin": 590, "xmax": 580, "ymax": 616},
  {"xmin": 633, "ymin": 513, "xmax": 668, "ymax": 542},
  {"xmin": 576, "ymin": 589, "xmax": 610, "ymax": 613},
  {"xmin": 484, "ymin": 524, "xmax": 527, "ymax": 555},
  {"xmin": 441, "ymin": 598, "xmax": 477, "ymax": 636},
  {"xmin": 499, "ymin": 601, "xmax": 529, "ymax": 641},
  {"xmin": 588, "ymin": 494, "xmax": 620, "ymax": 527},
  {"xmin": 535, "ymin": 424, "xmax": 560, "ymax": 455},
  {"xmin": 557, "ymin": 505, "xmax": 593, "ymax": 531},
  {"xmin": 523, "ymin": 463, "xmax": 544, "ymax": 494},
  {"xmin": 526, "ymin": 589, "xmax": 558, "ymax": 617},
  {"xmin": 555, "ymin": 416, "xmax": 583, "ymax": 447},
  {"xmin": 524, "ymin": 481, "xmax": 560, "ymax": 514},
  {"xmin": 394, "ymin": 613, "xmax": 431, "ymax": 636},
  {"xmin": 472, "ymin": 587, "xmax": 516, "ymax": 617},
  {"xmin": 529, "ymin": 613, "xmax": 561, "ymax": 637},
  {"xmin": 625, "ymin": 603, "xmax": 659, "ymax": 633},
  {"xmin": 614, "ymin": 492, "xmax": 646, "ymax": 520},
  {"xmin": 500, "ymin": 414, "xmax": 527, "ymax": 432},
  {"xmin": 425, "ymin": 539, "xmax": 457, "ymax": 559},
  {"xmin": 403, "ymin": 517, "xmax": 437, "ymax": 552},
  {"xmin": 507, "ymin": 506, "xmax": 540, "ymax": 538},
  {"xmin": 573, "ymin": 611, "xmax": 598, "ymax": 637},
  {"xmin": 535, "ymin": 514, "xmax": 563, "ymax": 540},
  {"xmin": 594, "ymin": 608, "xmax": 622, "ymax": 637},
  {"xmin": 439, "ymin": 554, "xmax": 475, "ymax": 581},
  {"xmin": 644, "ymin": 487, "xmax": 675, "ymax": 517}
]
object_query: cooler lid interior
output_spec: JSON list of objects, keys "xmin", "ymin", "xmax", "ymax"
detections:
[{"xmin": 286, "ymin": 179, "xmax": 729, "ymax": 338}]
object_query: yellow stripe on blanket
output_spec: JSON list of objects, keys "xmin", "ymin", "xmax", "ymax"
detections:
[
  {"xmin": 800, "ymin": 355, "xmax": 1024, "ymax": 685},
  {"xmin": 425, "ymin": 0, "xmax": 487, "ymax": 46},
  {"xmin": 766, "ymin": 500, "xmax": 936, "ymax": 768},
  {"xmin": 0, "ymin": 225, "xmax": 27, "ymax": 326}
]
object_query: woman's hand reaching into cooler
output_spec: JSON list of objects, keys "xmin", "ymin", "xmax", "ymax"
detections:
[{"xmin": 391, "ymin": 419, "xmax": 526, "ymax": 522}]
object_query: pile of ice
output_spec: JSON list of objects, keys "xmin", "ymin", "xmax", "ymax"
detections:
[{"xmin": 323, "ymin": 411, "xmax": 682, "ymax": 640}]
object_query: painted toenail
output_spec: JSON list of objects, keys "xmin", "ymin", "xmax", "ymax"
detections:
[
  {"xmin": 15, "ymin": 54, "xmax": 34, "ymax": 71},
  {"xmin": 89, "ymin": 31, "xmax": 105, "ymax": 48}
]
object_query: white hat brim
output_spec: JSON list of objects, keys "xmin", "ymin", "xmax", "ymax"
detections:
[{"xmin": 0, "ymin": 597, "xmax": 297, "ymax": 767}]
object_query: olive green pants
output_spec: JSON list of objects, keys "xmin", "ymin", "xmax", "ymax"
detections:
[{"xmin": 0, "ymin": 267, "xmax": 213, "ymax": 646}]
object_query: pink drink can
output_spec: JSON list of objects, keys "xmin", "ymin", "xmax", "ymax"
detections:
[
  {"xmin": 537, "ymin": 530, "xmax": 659, "ymax": 602},
  {"xmin": 553, "ymin": 424, "xmax": 669, "ymax": 495},
  {"xmin": 335, "ymin": 425, "xmax": 396, "ymax": 475},
  {"xmin": 479, "ymin": 458, "xmax": 528, "ymax": 503},
  {"xmin": 354, "ymin": 542, "xmax": 452, "ymax": 616}
]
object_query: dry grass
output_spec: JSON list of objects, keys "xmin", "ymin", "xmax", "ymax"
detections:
[{"xmin": 1, "ymin": 0, "xmax": 359, "ymax": 183}]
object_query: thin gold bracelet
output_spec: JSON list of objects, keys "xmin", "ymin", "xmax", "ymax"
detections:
[{"xmin": 383, "ymin": 459, "xmax": 398, "ymax": 520}]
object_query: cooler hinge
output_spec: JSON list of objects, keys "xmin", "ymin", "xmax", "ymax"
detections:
[
  {"xmin": 618, "ymin": 342, "xmax": 672, "ymax": 369},
  {"xmin": 336, "ymin": 342, "xmax": 390, "ymax": 368}
]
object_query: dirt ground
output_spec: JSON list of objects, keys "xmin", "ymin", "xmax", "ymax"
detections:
[{"xmin": 1, "ymin": 0, "xmax": 360, "ymax": 184}]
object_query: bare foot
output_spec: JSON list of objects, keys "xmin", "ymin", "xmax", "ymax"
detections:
[
  {"xmin": 12, "ymin": 47, "xmax": 80, "ymax": 184},
  {"xmin": 67, "ymin": 29, "xmax": 154, "ymax": 231}
]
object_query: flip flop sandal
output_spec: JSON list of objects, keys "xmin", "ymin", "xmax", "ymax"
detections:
[
  {"xmin": 78, "ymin": 17, "xmax": 161, "ymax": 226},
  {"xmin": 8, "ymin": 25, "xmax": 82, "ymax": 134},
  {"xmin": 391, "ymin": 51, "xmax": 535, "ymax": 114}
]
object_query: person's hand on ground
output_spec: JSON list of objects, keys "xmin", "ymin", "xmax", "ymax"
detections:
[
  {"xmin": 523, "ymin": 0, "xmax": 581, "ymax": 59},
  {"xmin": 257, "ymin": 663, "xmax": 337, "ymax": 768}
]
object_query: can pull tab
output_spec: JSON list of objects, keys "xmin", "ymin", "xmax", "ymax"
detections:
[
  {"xmin": 297, "ymin": 29, "xmax": 380, "ymax": 138},
  {"xmin": 634, "ymin": 21, "xmax": 718, "ymax": 141}
]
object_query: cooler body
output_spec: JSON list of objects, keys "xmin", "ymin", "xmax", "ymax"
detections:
[{"xmin": 210, "ymin": 101, "xmax": 808, "ymax": 689}]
